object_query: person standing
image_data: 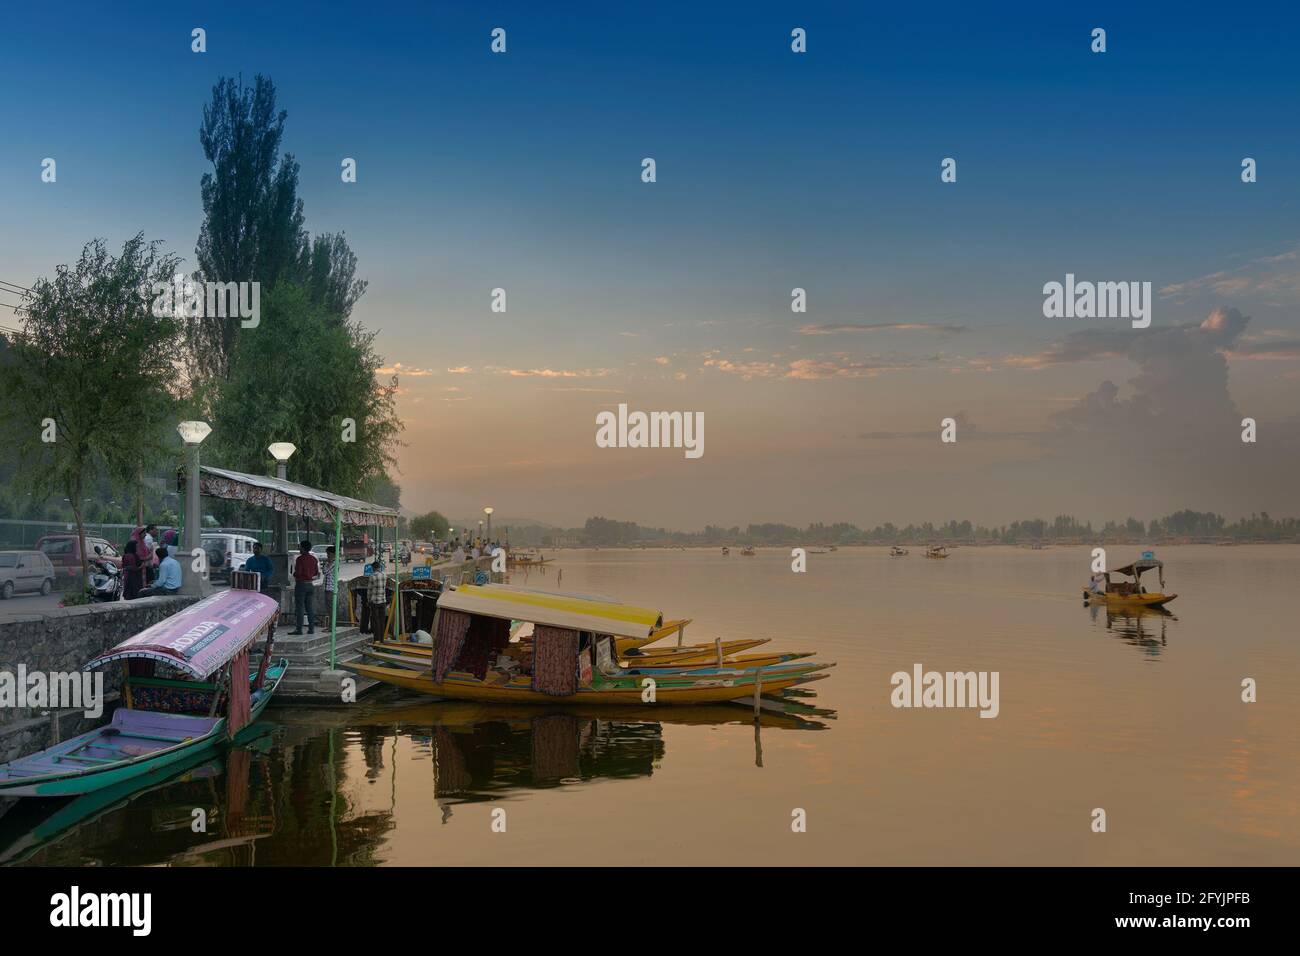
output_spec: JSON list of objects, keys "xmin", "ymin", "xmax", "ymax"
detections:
[
  {"xmin": 121, "ymin": 539, "xmax": 144, "ymax": 600},
  {"xmin": 321, "ymin": 545, "xmax": 338, "ymax": 630},
  {"xmin": 291, "ymin": 539, "xmax": 319, "ymax": 635},
  {"xmin": 143, "ymin": 525, "xmax": 158, "ymax": 584},
  {"xmin": 367, "ymin": 558, "xmax": 388, "ymax": 638}
]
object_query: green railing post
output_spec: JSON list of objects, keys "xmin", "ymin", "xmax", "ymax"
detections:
[{"xmin": 331, "ymin": 512, "xmax": 341, "ymax": 669}]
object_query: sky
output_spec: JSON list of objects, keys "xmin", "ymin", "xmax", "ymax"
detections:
[{"xmin": 2, "ymin": 1, "xmax": 1299, "ymax": 528}]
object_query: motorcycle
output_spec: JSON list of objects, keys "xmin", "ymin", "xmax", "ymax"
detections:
[{"xmin": 87, "ymin": 557, "xmax": 123, "ymax": 602}]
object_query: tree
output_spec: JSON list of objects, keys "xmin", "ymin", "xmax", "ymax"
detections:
[
  {"xmin": 207, "ymin": 282, "xmax": 402, "ymax": 497},
  {"xmin": 189, "ymin": 76, "xmax": 370, "ymax": 387},
  {"xmin": 410, "ymin": 510, "xmax": 450, "ymax": 541},
  {"xmin": 0, "ymin": 235, "xmax": 183, "ymax": 588},
  {"xmin": 190, "ymin": 74, "xmax": 306, "ymax": 383},
  {"xmin": 298, "ymin": 233, "xmax": 368, "ymax": 322}
]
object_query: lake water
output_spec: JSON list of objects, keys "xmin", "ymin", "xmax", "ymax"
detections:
[{"xmin": 4, "ymin": 545, "xmax": 1298, "ymax": 865}]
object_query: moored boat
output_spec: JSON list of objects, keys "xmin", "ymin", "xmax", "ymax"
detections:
[
  {"xmin": 344, "ymin": 583, "xmax": 833, "ymax": 706},
  {"xmin": 890, "ymin": 546, "xmax": 909, "ymax": 556},
  {"xmin": 925, "ymin": 545, "xmax": 950, "ymax": 559},
  {"xmin": 0, "ymin": 590, "xmax": 286, "ymax": 799}
]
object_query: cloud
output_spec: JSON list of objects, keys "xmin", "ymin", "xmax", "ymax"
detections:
[
  {"xmin": 1043, "ymin": 308, "xmax": 1252, "ymax": 455},
  {"xmin": 702, "ymin": 353, "xmax": 930, "ymax": 380},
  {"xmin": 1160, "ymin": 247, "xmax": 1300, "ymax": 305},
  {"xmin": 490, "ymin": 366, "xmax": 615, "ymax": 379},
  {"xmin": 377, "ymin": 362, "xmax": 435, "ymax": 376},
  {"xmin": 797, "ymin": 322, "xmax": 966, "ymax": 336},
  {"xmin": 1006, "ymin": 308, "xmax": 1251, "ymax": 370},
  {"xmin": 447, "ymin": 366, "xmax": 474, "ymax": 374}
]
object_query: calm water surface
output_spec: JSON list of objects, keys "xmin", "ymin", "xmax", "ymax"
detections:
[{"xmin": 4, "ymin": 546, "xmax": 1298, "ymax": 865}]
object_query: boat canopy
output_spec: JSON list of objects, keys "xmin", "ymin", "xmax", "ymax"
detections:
[
  {"xmin": 439, "ymin": 584, "xmax": 662, "ymax": 639},
  {"xmin": 1112, "ymin": 558, "xmax": 1162, "ymax": 576},
  {"xmin": 84, "ymin": 590, "xmax": 279, "ymax": 680}
]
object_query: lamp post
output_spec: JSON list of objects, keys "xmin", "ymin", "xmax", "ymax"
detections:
[
  {"xmin": 484, "ymin": 506, "xmax": 493, "ymax": 543},
  {"xmin": 177, "ymin": 420, "xmax": 212, "ymax": 596},
  {"xmin": 268, "ymin": 443, "xmax": 296, "ymax": 588}
]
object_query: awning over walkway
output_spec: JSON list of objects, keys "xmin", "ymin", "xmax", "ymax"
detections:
[{"xmin": 197, "ymin": 465, "xmax": 400, "ymax": 527}]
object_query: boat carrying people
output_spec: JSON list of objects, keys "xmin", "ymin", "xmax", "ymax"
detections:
[
  {"xmin": 1083, "ymin": 552, "xmax": 1177, "ymax": 608},
  {"xmin": 0, "ymin": 589, "xmax": 287, "ymax": 798}
]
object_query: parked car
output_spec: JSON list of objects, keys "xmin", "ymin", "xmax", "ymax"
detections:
[
  {"xmin": 0, "ymin": 550, "xmax": 57, "ymax": 599},
  {"xmin": 201, "ymin": 533, "xmax": 261, "ymax": 581},
  {"xmin": 35, "ymin": 534, "xmax": 122, "ymax": 585}
]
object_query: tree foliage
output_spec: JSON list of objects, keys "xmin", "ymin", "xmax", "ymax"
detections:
[
  {"xmin": 410, "ymin": 510, "xmax": 450, "ymax": 541},
  {"xmin": 207, "ymin": 283, "xmax": 401, "ymax": 498},
  {"xmin": 0, "ymin": 234, "xmax": 183, "ymax": 582}
]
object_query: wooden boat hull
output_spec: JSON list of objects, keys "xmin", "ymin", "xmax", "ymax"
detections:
[
  {"xmin": 343, "ymin": 661, "xmax": 830, "ymax": 705},
  {"xmin": 0, "ymin": 661, "xmax": 286, "ymax": 799},
  {"xmin": 1084, "ymin": 590, "xmax": 1177, "ymax": 608}
]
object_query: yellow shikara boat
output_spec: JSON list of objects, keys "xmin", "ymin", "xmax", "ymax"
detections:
[
  {"xmin": 1083, "ymin": 554, "xmax": 1177, "ymax": 608},
  {"xmin": 345, "ymin": 583, "xmax": 834, "ymax": 706},
  {"xmin": 370, "ymin": 633, "xmax": 765, "ymax": 666}
]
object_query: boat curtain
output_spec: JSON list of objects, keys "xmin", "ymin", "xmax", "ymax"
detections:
[
  {"xmin": 433, "ymin": 610, "xmax": 473, "ymax": 681},
  {"xmin": 227, "ymin": 650, "xmax": 251, "ymax": 738},
  {"xmin": 532, "ymin": 626, "xmax": 580, "ymax": 697},
  {"xmin": 456, "ymin": 616, "xmax": 511, "ymax": 681}
]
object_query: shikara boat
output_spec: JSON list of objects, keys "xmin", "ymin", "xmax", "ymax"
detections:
[
  {"xmin": 721, "ymin": 547, "xmax": 730, "ymax": 555},
  {"xmin": 890, "ymin": 546, "xmax": 909, "ymax": 556},
  {"xmin": 1083, "ymin": 553, "xmax": 1177, "ymax": 608},
  {"xmin": 741, "ymin": 546, "xmax": 756, "ymax": 556},
  {"xmin": 507, "ymin": 549, "xmax": 552, "ymax": 567},
  {"xmin": 369, "ymin": 633, "xmax": 767, "ymax": 667},
  {"xmin": 0, "ymin": 590, "xmax": 286, "ymax": 799},
  {"xmin": 925, "ymin": 546, "xmax": 950, "ymax": 559},
  {"xmin": 344, "ymin": 583, "xmax": 832, "ymax": 706}
]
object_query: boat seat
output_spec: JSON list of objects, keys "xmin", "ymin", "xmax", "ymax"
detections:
[{"xmin": 112, "ymin": 708, "xmax": 220, "ymax": 738}]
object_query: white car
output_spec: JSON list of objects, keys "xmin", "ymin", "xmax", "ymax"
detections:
[{"xmin": 202, "ymin": 533, "xmax": 260, "ymax": 580}]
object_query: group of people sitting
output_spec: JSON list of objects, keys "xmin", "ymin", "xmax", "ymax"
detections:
[{"xmin": 121, "ymin": 524, "xmax": 181, "ymax": 599}]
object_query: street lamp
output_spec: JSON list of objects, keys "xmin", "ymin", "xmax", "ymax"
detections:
[
  {"xmin": 484, "ymin": 506, "xmax": 494, "ymax": 542},
  {"xmin": 177, "ymin": 421, "xmax": 212, "ymax": 596},
  {"xmin": 268, "ymin": 442, "xmax": 296, "ymax": 575}
]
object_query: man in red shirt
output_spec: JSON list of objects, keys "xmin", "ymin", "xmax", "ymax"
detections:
[{"xmin": 290, "ymin": 539, "xmax": 320, "ymax": 635}]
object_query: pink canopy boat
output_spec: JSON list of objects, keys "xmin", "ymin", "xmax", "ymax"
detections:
[{"xmin": 0, "ymin": 589, "xmax": 287, "ymax": 798}]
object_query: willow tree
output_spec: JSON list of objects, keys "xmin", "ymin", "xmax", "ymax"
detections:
[{"xmin": 0, "ymin": 235, "xmax": 183, "ymax": 588}]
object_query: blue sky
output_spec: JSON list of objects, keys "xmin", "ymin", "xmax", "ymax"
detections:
[{"xmin": 3, "ymin": 2, "xmax": 1298, "ymax": 526}]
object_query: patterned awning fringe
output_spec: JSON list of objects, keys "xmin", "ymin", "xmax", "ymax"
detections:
[{"xmin": 197, "ymin": 465, "xmax": 399, "ymax": 527}]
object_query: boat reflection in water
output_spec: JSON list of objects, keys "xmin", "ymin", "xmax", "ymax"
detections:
[
  {"xmin": 1, "ymin": 698, "xmax": 832, "ymax": 866},
  {"xmin": 0, "ymin": 725, "xmax": 278, "ymax": 867},
  {"xmin": 1086, "ymin": 603, "xmax": 1178, "ymax": 657}
]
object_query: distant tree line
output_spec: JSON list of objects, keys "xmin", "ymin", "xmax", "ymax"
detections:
[{"xmin": 557, "ymin": 510, "xmax": 1300, "ymax": 547}]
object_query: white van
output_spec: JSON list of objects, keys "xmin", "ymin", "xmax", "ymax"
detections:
[{"xmin": 201, "ymin": 533, "xmax": 261, "ymax": 581}]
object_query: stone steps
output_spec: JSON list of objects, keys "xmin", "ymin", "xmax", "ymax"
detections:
[{"xmin": 252, "ymin": 624, "xmax": 384, "ymax": 703}]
